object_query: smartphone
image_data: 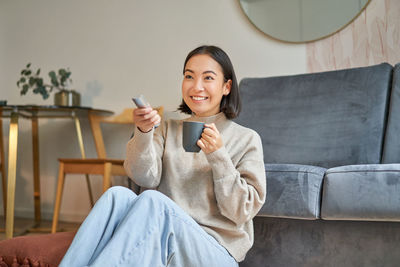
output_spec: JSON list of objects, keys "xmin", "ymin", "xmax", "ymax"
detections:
[{"xmin": 132, "ymin": 95, "xmax": 149, "ymax": 108}]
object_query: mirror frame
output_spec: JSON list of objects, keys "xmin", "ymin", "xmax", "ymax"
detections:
[{"xmin": 238, "ymin": 0, "xmax": 372, "ymax": 44}]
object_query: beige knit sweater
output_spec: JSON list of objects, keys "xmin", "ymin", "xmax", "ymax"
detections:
[{"xmin": 123, "ymin": 112, "xmax": 266, "ymax": 262}]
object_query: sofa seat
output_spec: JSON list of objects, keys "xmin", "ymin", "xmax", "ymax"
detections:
[
  {"xmin": 321, "ymin": 164, "xmax": 400, "ymax": 221},
  {"xmin": 260, "ymin": 164, "xmax": 326, "ymax": 219}
]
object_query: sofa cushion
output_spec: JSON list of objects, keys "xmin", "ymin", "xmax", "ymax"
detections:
[
  {"xmin": 321, "ymin": 164, "xmax": 400, "ymax": 221},
  {"xmin": 236, "ymin": 63, "xmax": 392, "ymax": 168},
  {"xmin": 258, "ymin": 164, "xmax": 326, "ymax": 219},
  {"xmin": 0, "ymin": 231, "xmax": 75, "ymax": 267},
  {"xmin": 382, "ymin": 63, "xmax": 400, "ymax": 163}
]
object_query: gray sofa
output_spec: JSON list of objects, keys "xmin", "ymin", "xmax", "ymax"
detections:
[{"xmin": 235, "ymin": 63, "xmax": 400, "ymax": 267}]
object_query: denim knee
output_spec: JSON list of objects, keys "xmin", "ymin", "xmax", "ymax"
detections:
[
  {"xmin": 139, "ymin": 190, "xmax": 168, "ymax": 202},
  {"xmin": 102, "ymin": 186, "xmax": 137, "ymax": 203},
  {"xmin": 138, "ymin": 190, "xmax": 176, "ymax": 210},
  {"xmin": 105, "ymin": 186, "xmax": 133, "ymax": 195}
]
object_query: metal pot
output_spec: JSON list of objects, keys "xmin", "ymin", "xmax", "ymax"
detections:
[{"xmin": 54, "ymin": 90, "xmax": 81, "ymax": 106}]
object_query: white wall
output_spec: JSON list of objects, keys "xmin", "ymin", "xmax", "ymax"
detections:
[{"xmin": 0, "ymin": 0, "xmax": 306, "ymax": 221}]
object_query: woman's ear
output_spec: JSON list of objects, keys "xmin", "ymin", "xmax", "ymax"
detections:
[{"xmin": 223, "ymin": 80, "xmax": 232, "ymax": 95}]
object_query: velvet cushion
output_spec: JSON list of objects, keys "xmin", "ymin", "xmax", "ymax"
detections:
[
  {"xmin": 258, "ymin": 164, "xmax": 326, "ymax": 219},
  {"xmin": 382, "ymin": 63, "xmax": 400, "ymax": 163},
  {"xmin": 321, "ymin": 164, "xmax": 400, "ymax": 221},
  {"xmin": 235, "ymin": 63, "xmax": 392, "ymax": 168},
  {"xmin": 0, "ymin": 231, "xmax": 75, "ymax": 267}
]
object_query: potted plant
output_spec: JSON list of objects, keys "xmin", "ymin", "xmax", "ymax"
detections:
[{"xmin": 16, "ymin": 63, "xmax": 80, "ymax": 106}]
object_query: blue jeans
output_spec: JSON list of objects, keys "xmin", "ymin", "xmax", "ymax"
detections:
[{"xmin": 59, "ymin": 186, "xmax": 238, "ymax": 267}]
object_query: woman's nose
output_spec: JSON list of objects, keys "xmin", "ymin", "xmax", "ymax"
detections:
[{"xmin": 194, "ymin": 78, "xmax": 204, "ymax": 91}]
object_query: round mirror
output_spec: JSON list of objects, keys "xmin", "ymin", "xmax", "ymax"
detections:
[{"xmin": 239, "ymin": 0, "xmax": 371, "ymax": 43}]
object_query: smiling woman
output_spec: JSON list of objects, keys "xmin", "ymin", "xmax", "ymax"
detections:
[
  {"xmin": 181, "ymin": 54, "xmax": 231, "ymax": 117},
  {"xmin": 57, "ymin": 45, "xmax": 266, "ymax": 266},
  {"xmin": 238, "ymin": 0, "xmax": 371, "ymax": 43},
  {"xmin": 178, "ymin": 45, "xmax": 241, "ymax": 119}
]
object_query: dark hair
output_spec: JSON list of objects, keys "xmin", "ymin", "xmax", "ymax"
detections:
[{"xmin": 178, "ymin": 45, "xmax": 241, "ymax": 119}]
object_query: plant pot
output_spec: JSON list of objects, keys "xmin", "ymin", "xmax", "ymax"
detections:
[{"xmin": 54, "ymin": 90, "xmax": 81, "ymax": 106}]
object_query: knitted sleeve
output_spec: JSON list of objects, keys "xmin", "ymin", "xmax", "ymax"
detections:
[
  {"xmin": 123, "ymin": 120, "xmax": 166, "ymax": 188},
  {"xmin": 206, "ymin": 130, "xmax": 266, "ymax": 225}
]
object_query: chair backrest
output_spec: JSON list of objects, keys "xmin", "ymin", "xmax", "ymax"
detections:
[{"xmin": 88, "ymin": 107, "xmax": 164, "ymax": 158}]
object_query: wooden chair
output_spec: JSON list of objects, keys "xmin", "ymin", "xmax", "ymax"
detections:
[{"xmin": 51, "ymin": 107, "xmax": 163, "ymax": 233}]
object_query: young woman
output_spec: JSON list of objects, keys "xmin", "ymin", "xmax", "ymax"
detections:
[{"xmin": 59, "ymin": 45, "xmax": 266, "ymax": 267}]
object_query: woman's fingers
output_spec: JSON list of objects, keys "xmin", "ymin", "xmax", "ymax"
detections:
[
  {"xmin": 199, "ymin": 123, "xmax": 223, "ymax": 154},
  {"xmin": 205, "ymin": 123, "xmax": 219, "ymax": 133},
  {"xmin": 135, "ymin": 109, "xmax": 156, "ymax": 121},
  {"xmin": 201, "ymin": 131, "xmax": 216, "ymax": 144},
  {"xmin": 197, "ymin": 139, "xmax": 206, "ymax": 150},
  {"xmin": 133, "ymin": 108, "xmax": 160, "ymax": 132}
]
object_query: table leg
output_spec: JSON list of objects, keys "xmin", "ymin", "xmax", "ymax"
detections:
[
  {"xmin": 31, "ymin": 116, "xmax": 41, "ymax": 224},
  {"xmin": 0, "ymin": 114, "xmax": 7, "ymax": 216},
  {"xmin": 5, "ymin": 112, "xmax": 19, "ymax": 239},
  {"xmin": 74, "ymin": 116, "xmax": 94, "ymax": 207}
]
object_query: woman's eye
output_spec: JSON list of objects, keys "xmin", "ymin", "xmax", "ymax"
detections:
[
  {"xmin": 185, "ymin": 74, "xmax": 193, "ymax": 79},
  {"xmin": 204, "ymin": 76, "xmax": 214, "ymax": 80}
]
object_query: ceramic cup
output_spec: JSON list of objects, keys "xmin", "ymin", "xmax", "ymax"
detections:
[{"xmin": 182, "ymin": 121, "xmax": 205, "ymax": 152}]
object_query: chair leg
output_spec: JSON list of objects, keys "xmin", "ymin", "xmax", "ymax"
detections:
[
  {"xmin": 85, "ymin": 174, "xmax": 94, "ymax": 207},
  {"xmin": 102, "ymin": 162, "xmax": 112, "ymax": 193},
  {"xmin": 52, "ymin": 162, "xmax": 65, "ymax": 233}
]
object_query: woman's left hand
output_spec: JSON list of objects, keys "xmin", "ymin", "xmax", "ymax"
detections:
[{"xmin": 197, "ymin": 123, "xmax": 223, "ymax": 154}]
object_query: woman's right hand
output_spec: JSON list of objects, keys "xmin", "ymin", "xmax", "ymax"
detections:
[{"xmin": 133, "ymin": 107, "xmax": 161, "ymax": 133}]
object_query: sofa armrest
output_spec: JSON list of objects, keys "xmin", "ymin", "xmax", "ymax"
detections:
[
  {"xmin": 321, "ymin": 164, "xmax": 400, "ymax": 221},
  {"xmin": 258, "ymin": 164, "xmax": 326, "ymax": 220}
]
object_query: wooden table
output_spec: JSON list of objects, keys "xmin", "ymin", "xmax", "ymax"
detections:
[{"xmin": 0, "ymin": 105, "xmax": 113, "ymax": 239}]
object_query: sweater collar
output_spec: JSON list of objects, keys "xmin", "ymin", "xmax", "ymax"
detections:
[{"xmin": 186, "ymin": 112, "xmax": 227, "ymax": 124}]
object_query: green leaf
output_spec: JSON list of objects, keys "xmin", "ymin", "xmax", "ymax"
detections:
[
  {"xmin": 17, "ymin": 81, "xmax": 20, "ymax": 87},
  {"xmin": 26, "ymin": 63, "xmax": 31, "ymax": 68},
  {"xmin": 29, "ymin": 77, "xmax": 35, "ymax": 86},
  {"xmin": 59, "ymin": 69, "xmax": 66, "ymax": 76},
  {"xmin": 60, "ymin": 76, "xmax": 66, "ymax": 86},
  {"xmin": 36, "ymin": 68, "xmax": 41, "ymax": 75},
  {"xmin": 37, "ymin": 78, "xmax": 43, "ymax": 86},
  {"xmin": 49, "ymin": 71, "xmax": 56, "ymax": 80},
  {"xmin": 22, "ymin": 84, "xmax": 29, "ymax": 94},
  {"xmin": 51, "ymin": 78, "xmax": 59, "ymax": 87},
  {"xmin": 20, "ymin": 88, "xmax": 28, "ymax": 95},
  {"xmin": 20, "ymin": 77, "xmax": 26, "ymax": 83},
  {"xmin": 25, "ymin": 70, "xmax": 32, "ymax": 76},
  {"xmin": 39, "ymin": 86, "xmax": 49, "ymax": 99}
]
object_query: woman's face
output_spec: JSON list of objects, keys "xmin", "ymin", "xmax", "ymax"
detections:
[{"xmin": 182, "ymin": 54, "xmax": 231, "ymax": 117}]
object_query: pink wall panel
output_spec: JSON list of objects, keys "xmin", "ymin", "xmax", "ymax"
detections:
[{"xmin": 306, "ymin": 0, "xmax": 400, "ymax": 72}]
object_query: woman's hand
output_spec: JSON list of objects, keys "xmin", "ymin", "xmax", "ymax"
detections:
[
  {"xmin": 197, "ymin": 123, "xmax": 223, "ymax": 154},
  {"xmin": 133, "ymin": 107, "xmax": 161, "ymax": 133}
]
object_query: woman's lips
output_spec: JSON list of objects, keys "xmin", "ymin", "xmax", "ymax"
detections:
[{"xmin": 191, "ymin": 96, "xmax": 208, "ymax": 101}]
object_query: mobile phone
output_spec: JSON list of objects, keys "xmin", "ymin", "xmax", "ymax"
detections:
[{"xmin": 132, "ymin": 95, "xmax": 149, "ymax": 108}]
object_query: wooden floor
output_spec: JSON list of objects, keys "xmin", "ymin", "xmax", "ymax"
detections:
[{"xmin": 0, "ymin": 216, "xmax": 80, "ymax": 241}]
